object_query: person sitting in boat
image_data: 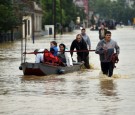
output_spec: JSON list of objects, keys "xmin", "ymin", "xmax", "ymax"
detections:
[
  {"xmin": 57, "ymin": 43, "xmax": 73, "ymax": 67},
  {"xmin": 43, "ymin": 49, "xmax": 65, "ymax": 66},
  {"xmin": 34, "ymin": 49, "xmax": 44, "ymax": 63},
  {"xmin": 50, "ymin": 41, "xmax": 58, "ymax": 56}
]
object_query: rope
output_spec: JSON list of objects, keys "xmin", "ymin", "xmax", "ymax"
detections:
[{"xmin": 23, "ymin": 50, "xmax": 96, "ymax": 54}]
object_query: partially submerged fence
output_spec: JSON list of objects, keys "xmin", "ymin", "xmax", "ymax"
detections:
[{"xmin": 0, "ymin": 32, "xmax": 22, "ymax": 43}]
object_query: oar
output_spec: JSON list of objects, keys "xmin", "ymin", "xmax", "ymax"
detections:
[{"xmin": 23, "ymin": 50, "xmax": 96, "ymax": 54}]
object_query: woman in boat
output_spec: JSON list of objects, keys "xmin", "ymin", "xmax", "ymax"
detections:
[
  {"xmin": 58, "ymin": 43, "xmax": 73, "ymax": 67},
  {"xmin": 50, "ymin": 41, "xmax": 58, "ymax": 56}
]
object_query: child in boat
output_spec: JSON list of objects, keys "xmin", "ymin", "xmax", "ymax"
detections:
[
  {"xmin": 50, "ymin": 41, "xmax": 58, "ymax": 56},
  {"xmin": 58, "ymin": 43, "xmax": 73, "ymax": 67}
]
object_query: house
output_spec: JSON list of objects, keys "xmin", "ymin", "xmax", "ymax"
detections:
[{"xmin": 13, "ymin": 0, "xmax": 43, "ymax": 39}]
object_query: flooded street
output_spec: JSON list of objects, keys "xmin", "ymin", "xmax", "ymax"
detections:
[{"xmin": 0, "ymin": 27, "xmax": 135, "ymax": 115}]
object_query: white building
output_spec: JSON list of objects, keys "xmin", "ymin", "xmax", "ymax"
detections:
[{"xmin": 22, "ymin": 2, "xmax": 43, "ymax": 39}]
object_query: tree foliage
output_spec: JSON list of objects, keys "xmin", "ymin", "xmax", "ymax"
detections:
[
  {"xmin": 41, "ymin": 0, "xmax": 77, "ymax": 27},
  {"xmin": 0, "ymin": 0, "xmax": 19, "ymax": 33},
  {"xmin": 89, "ymin": 0, "xmax": 135, "ymax": 24}
]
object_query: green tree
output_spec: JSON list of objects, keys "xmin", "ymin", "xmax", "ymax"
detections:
[
  {"xmin": 0, "ymin": 0, "xmax": 19, "ymax": 33},
  {"xmin": 89, "ymin": 0, "xmax": 135, "ymax": 25},
  {"xmin": 41, "ymin": 0, "xmax": 77, "ymax": 30},
  {"xmin": 90, "ymin": 14, "xmax": 95, "ymax": 25},
  {"xmin": 62, "ymin": 0, "xmax": 76, "ymax": 26}
]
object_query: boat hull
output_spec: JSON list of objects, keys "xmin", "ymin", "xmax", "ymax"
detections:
[{"xmin": 21, "ymin": 63, "xmax": 83, "ymax": 76}]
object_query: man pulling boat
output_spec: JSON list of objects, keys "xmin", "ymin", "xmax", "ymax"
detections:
[{"xmin": 70, "ymin": 34, "xmax": 90, "ymax": 69}]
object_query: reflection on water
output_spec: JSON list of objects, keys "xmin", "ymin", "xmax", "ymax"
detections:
[
  {"xmin": 21, "ymin": 75, "xmax": 65, "ymax": 82},
  {"xmin": 98, "ymin": 77, "xmax": 120, "ymax": 115},
  {"xmin": 21, "ymin": 75, "xmax": 66, "ymax": 96},
  {"xmin": 0, "ymin": 28, "xmax": 135, "ymax": 114},
  {"xmin": 99, "ymin": 79, "xmax": 117, "ymax": 96},
  {"xmin": 72, "ymin": 79, "xmax": 88, "ymax": 96}
]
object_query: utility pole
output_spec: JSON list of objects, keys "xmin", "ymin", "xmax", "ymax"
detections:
[
  {"xmin": 53, "ymin": 0, "xmax": 56, "ymax": 39},
  {"xmin": 32, "ymin": 13, "xmax": 35, "ymax": 44},
  {"xmin": 60, "ymin": 0, "xmax": 63, "ymax": 35}
]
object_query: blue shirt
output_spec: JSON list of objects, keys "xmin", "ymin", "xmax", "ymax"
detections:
[{"xmin": 50, "ymin": 46, "xmax": 58, "ymax": 56}]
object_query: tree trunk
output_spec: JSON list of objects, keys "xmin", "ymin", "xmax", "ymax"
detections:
[{"xmin": 11, "ymin": 29, "xmax": 14, "ymax": 41}]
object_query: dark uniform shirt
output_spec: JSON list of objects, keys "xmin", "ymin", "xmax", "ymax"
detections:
[{"xmin": 70, "ymin": 39, "xmax": 89, "ymax": 60}]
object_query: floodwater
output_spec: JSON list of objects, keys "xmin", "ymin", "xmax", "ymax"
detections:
[{"xmin": 0, "ymin": 26, "xmax": 135, "ymax": 115}]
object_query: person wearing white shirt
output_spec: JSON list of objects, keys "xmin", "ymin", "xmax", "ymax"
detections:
[
  {"xmin": 57, "ymin": 44, "xmax": 73, "ymax": 67},
  {"xmin": 34, "ymin": 49, "xmax": 44, "ymax": 63}
]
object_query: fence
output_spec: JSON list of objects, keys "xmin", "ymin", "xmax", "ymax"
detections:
[{"xmin": 0, "ymin": 32, "xmax": 22, "ymax": 43}]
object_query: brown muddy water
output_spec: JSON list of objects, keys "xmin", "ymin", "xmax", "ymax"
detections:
[{"xmin": 0, "ymin": 27, "xmax": 135, "ymax": 115}]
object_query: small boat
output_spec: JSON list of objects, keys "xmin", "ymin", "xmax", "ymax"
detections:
[
  {"xmin": 20, "ymin": 62, "xmax": 83, "ymax": 76},
  {"xmin": 19, "ymin": 31, "xmax": 84, "ymax": 76}
]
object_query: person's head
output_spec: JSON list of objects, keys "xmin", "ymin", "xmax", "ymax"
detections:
[
  {"xmin": 81, "ymin": 28, "xmax": 86, "ymax": 35},
  {"xmin": 76, "ymin": 34, "xmax": 82, "ymax": 42},
  {"xmin": 101, "ymin": 24, "xmax": 105, "ymax": 29},
  {"xmin": 59, "ymin": 43, "xmax": 66, "ymax": 52},
  {"xmin": 50, "ymin": 41, "xmax": 57, "ymax": 47},
  {"xmin": 105, "ymin": 31, "xmax": 111, "ymax": 42},
  {"xmin": 34, "ymin": 49, "xmax": 39, "ymax": 55}
]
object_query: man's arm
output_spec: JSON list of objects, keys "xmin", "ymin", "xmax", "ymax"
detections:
[
  {"xmin": 99, "ymin": 29, "xmax": 101, "ymax": 39},
  {"xmin": 87, "ymin": 35, "xmax": 91, "ymax": 50},
  {"xmin": 115, "ymin": 41, "xmax": 120, "ymax": 55},
  {"xmin": 95, "ymin": 41, "xmax": 105, "ymax": 54}
]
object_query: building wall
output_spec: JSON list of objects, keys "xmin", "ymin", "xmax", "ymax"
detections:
[
  {"xmin": 33, "ymin": 2, "xmax": 43, "ymax": 37},
  {"xmin": 34, "ymin": 13, "xmax": 42, "ymax": 36},
  {"xmin": 22, "ymin": 16, "xmax": 32, "ymax": 39},
  {"xmin": 21, "ymin": 1, "xmax": 43, "ymax": 38}
]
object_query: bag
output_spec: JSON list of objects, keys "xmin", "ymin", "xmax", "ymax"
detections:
[{"xmin": 110, "ymin": 53, "xmax": 119, "ymax": 68}]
